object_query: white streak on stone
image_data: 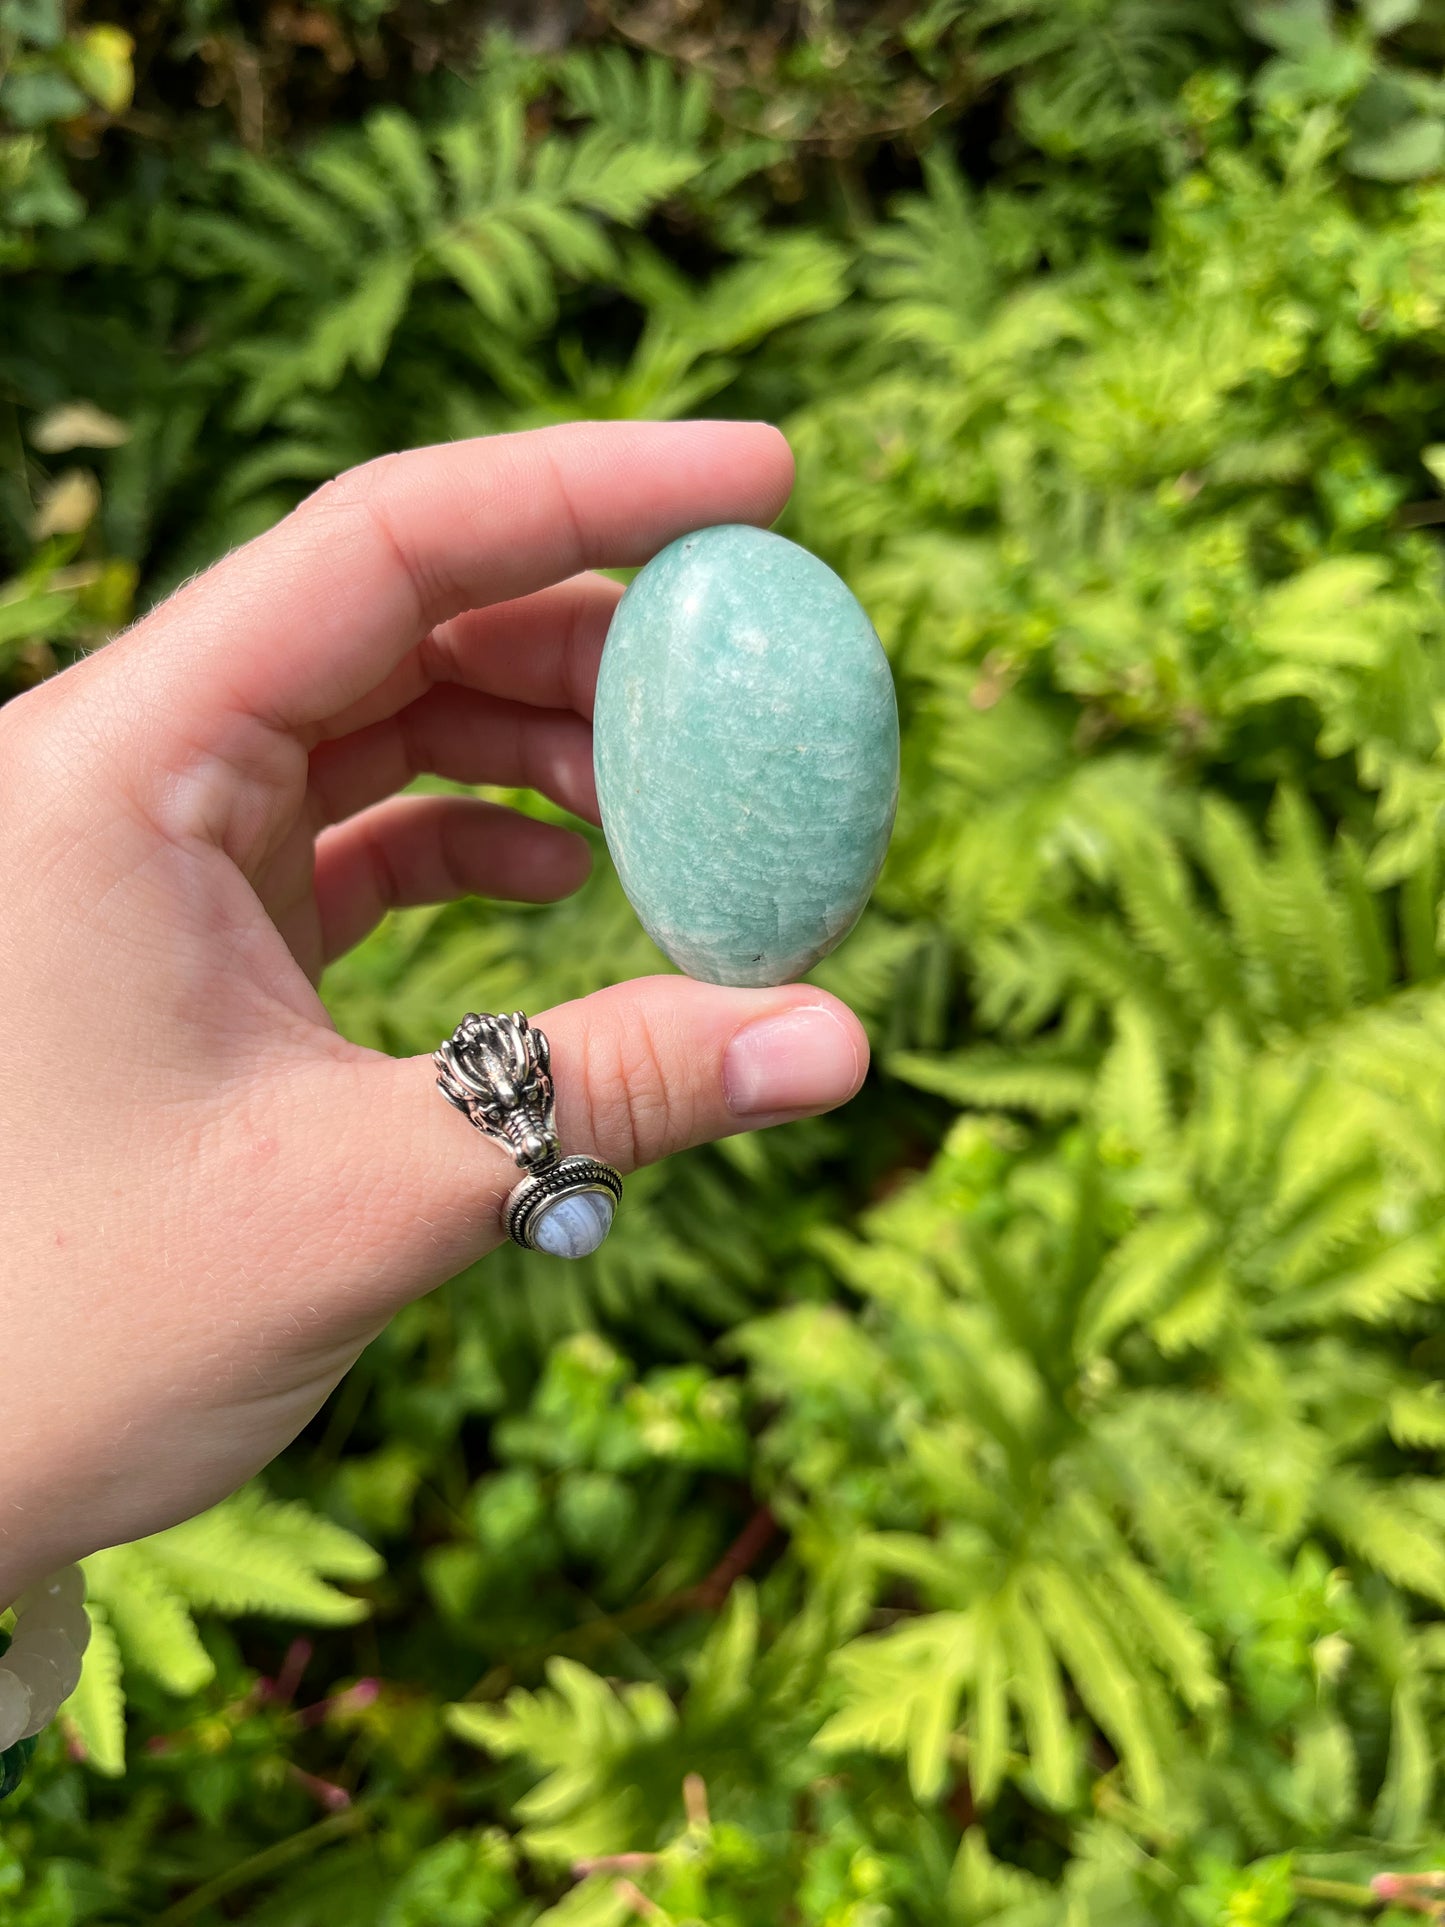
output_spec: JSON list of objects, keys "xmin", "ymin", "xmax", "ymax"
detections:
[{"xmin": 531, "ymin": 1191, "xmax": 615, "ymax": 1258}]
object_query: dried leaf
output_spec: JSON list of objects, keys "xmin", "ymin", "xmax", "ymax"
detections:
[
  {"xmin": 30, "ymin": 401, "xmax": 129, "ymax": 452},
  {"xmin": 30, "ymin": 467, "xmax": 100, "ymax": 538}
]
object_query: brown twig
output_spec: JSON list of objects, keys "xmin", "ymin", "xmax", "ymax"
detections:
[
  {"xmin": 683, "ymin": 1771, "xmax": 710, "ymax": 1830},
  {"xmin": 1366, "ymin": 1871, "xmax": 1445, "ymax": 1915},
  {"xmin": 573, "ymin": 1852, "xmax": 660, "ymax": 1876},
  {"xmin": 689, "ymin": 1505, "xmax": 779, "ymax": 1610},
  {"xmin": 615, "ymin": 1879, "xmax": 663, "ymax": 1918}
]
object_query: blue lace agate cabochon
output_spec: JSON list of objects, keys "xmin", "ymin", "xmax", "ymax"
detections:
[
  {"xmin": 529, "ymin": 1190, "xmax": 615, "ymax": 1259},
  {"xmin": 593, "ymin": 525, "xmax": 899, "ymax": 989}
]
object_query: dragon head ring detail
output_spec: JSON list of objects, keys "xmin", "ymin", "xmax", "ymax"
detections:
[{"xmin": 433, "ymin": 1010, "xmax": 558, "ymax": 1170}]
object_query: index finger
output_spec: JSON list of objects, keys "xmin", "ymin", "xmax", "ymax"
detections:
[{"xmin": 125, "ymin": 420, "xmax": 793, "ymax": 736}]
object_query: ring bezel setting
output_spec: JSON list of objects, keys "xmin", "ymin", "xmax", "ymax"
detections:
[{"xmin": 503, "ymin": 1155, "xmax": 624, "ymax": 1253}]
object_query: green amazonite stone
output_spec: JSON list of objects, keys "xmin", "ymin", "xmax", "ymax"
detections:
[{"xmin": 594, "ymin": 525, "xmax": 899, "ymax": 988}]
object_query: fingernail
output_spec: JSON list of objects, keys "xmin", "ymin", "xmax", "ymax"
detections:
[{"xmin": 723, "ymin": 1005, "xmax": 861, "ymax": 1117}]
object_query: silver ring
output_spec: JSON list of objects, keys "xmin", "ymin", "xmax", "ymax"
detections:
[{"xmin": 434, "ymin": 1011, "xmax": 622, "ymax": 1258}]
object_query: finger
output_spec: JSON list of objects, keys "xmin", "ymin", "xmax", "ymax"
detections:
[
  {"xmin": 307, "ymin": 572, "xmax": 626, "ymax": 744},
  {"xmin": 424, "ymin": 571, "xmax": 624, "ymax": 721},
  {"xmin": 312, "ymin": 795, "xmax": 591, "ymax": 964},
  {"xmin": 307, "ymin": 685, "xmax": 598, "ymax": 830},
  {"xmin": 541, "ymin": 979, "xmax": 867, "ymax": 1171},
  {"xmin": 122, "ymin": 421, "xmax": 792, "ymax": 736},
  {"xmin": 287, "ymin": 978, "xmax": 868, "ymax": 1324}
]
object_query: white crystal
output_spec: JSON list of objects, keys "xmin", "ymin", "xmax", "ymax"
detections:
[
  {"xmin": 531, "ymin": 1190, "xmax": 615, "ymax": 1258},
  {"xmin": 15, "ymin": 1566, "xmax": 83, "ymax": 1618},
  {"xmin": 34, "ymin": 1597, "xmax": 90, "ymax": 1655},
  {"xmin": 5, "ymin": 1647, "xmax": 61, "ymax": 1740},
  {"xmin": 19, "ymin": 1629, "xmax": 81, "ymax": 1701},
  {"xmin": 0, "ymin": 1668, "xmax": 30, "ymax": 1752}
]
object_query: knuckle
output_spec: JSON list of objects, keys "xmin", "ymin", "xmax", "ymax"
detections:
[
  {"xmin": 299, "ymin": 455, "xmax": 445, "ymax": 622},
  {"xmin": 579, "ymin": 1013, "xmax": 678, "ymax": 1171},
  {"xmin": 359, "ymin": 821, "xmax": 403, "ymax": 916},
  {"xmin": 302, "ymin": 452, "xmax": 401, "ymax": 518},
  {"xmin": 0, "ymin": 680, "xmax": 99, "ymax": 834},
  {"xmin": 433, "ymin": 806, "xmax": 473, "ymax": 901}
]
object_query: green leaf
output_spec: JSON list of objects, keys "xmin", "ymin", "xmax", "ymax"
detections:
[
  {"xmin": 887, "ymin": 1048, "xmax": 1093, "ymax": 1117},
  {"xmin": 1032, "ymin": 1567, "xmax": 1165, "ymax": 1811},
  {"xmin": 139, "ymin": 1487, "xmax": 380, "ymax": 1624},
  {"xmin": 816, "ymin": 1614, "xmax": 973, "ymax": 1802},
  {"xmin": 82, "ymin": 1545, "xmax": 214, "ymax": 1696},
  {"xmin": 0, "ymin": 67, "xmax": 87, "ymax": 127},
  {"xmin": 970, "ymin": 1618, "xmax": 1009, "ymax": 1806},
  {"xmin": 1375, "ymin": 1674, "xmax": 1432, "ymax": 1841},
  {"xmin": 1362, "ymin": 0, "xmax": 1420, "ymax": 29},
  {"xmin": 1007, "ymin": 1603, "xmax": 1076, "ymax": 1809},
  {"xmin": 61, "ymin": 1605, "xmax": 125, "ymax": 1777},
  {"xmin": 0, "ymin": 0, "xmax": 65, "ymax": 49},
  {"xmin": 1241, "ymin": 0, "xmax": 1334, "ymax": 58},
  {"xmin": 1094, "ymin": 1001, "xmax": 1173, "ymax": 1157},
  {"xmin": 1251, "ymin": 558, "xmax": 1391, "ymax": 665},
  {"xmin": 686, "ymin": 1579, "xmax": 759, "ymax": 1727},
  {"xmin": 1347, "ymin": 117, "xmax": 1445, "ymax": 180}
]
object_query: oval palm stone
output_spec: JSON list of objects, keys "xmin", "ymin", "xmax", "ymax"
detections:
[{"xmin": 593, "ymin": 524, "xmax": 899, "ymax": 988}]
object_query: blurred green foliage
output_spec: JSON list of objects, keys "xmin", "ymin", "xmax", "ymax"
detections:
[{"xmin": 8, "ymin": 0, "xmax": 1445, "ymax": 1920}]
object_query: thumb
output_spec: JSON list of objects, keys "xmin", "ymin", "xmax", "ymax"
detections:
[{"xmin": 302, "ymin": 977, "xmax": 867, "ymax": 1315}]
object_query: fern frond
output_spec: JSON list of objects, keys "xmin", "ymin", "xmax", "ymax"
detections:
[
  {"xmin": 61, "ymin": 1485, "xmax": 379, "ymax": 1779},
  {"xmin": 1268, "ymin": 787, "xmax": 1352, "ymax": 1018},
  {"xmin": 139, "ymin": 1485, "xmax": 380, "ymax": 1624},
  {"xmin": 1094, "ymin": 1000, "xmax": 1175, "ymax": 1158},
  {"xmin": 304, "ymin": 144, "xmax": 409, "ymax": 246},
  {"xmin": 865, "ymin": 151, "xmax": 997, "ymax": 355},
  {"xmin": 1079, "ymin": 1209, "xmax": 1220, "ymax": 1356},
  {"xmin": 887, "ymin": 1046, "xmax": 1094, "ymax": 1116},
  {"xmin": 82, "ymin": 1543, "xmax": 214, "ymax": 1696},
  {"xmin": 449, "ymin": 1659, "xmax": 678, "ymax": 1861},
  {"xmin": 1113, "ymin": 836, "xmax": 1244, "ymax": 1026},
  {"xmin": 815, "ymin": 1612, "xmax": 974, "ymax": 1802},
  {"xmin": 1317, "ymin": 1472, "xmax": 1445, "ymax": 1606},
  {"xmin": 1197, "ymin": 795, "xmax": 1296, "ymax": 1025},
  {"xmin": 970, "ymin": 1612, "xmax": 1011, "ymax": 1805},
  {"xmin": 1005, "ymin": 1599, "xmax": 1076, "ymax": 1809},
  {"xmin": 186, "ymin": 101, "xmax": 708, "ymax": 429},
  {"xmin": 366, "ymin": 107, "xmax": 441, "ymax": 226},
  {"xmin": 61, "ymin": 1604, "xmax": 124, "ymax": 1778},
  {"xmin": 224, "ymin": 150, "xmax": 356, "ymax": 272},
  {"xmin": 1075, "ymin": 1506, "xmax": 1222, "ymax": 1715},
  {"xmin": 557, "ymin": 46, "xmax": 711, "ymax": 153},
  {"xmin": 1029, "ymin": 1564, "xmax": 1167, "ymax": 1811},
  {"xmin": 1375, "ymin": 1672, "xmax": 1433, "ymax": 1842},
  {"xmin": 1389, "ymin": 1382, "xmax": 1445, "ymax": 1448},
  {"xmin": 236, "ymin": 253, "xmax": 413, "ymax": 427}
]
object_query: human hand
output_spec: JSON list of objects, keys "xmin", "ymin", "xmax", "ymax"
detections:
[{"xmin": 0, "ymin": 423, "xmax": 868, "ymax": 1600}]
